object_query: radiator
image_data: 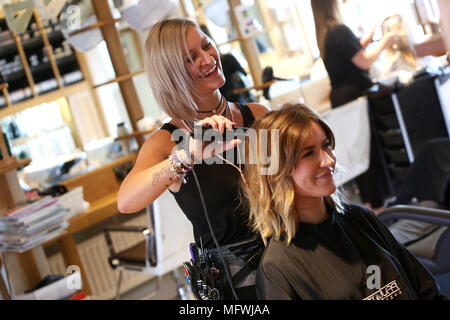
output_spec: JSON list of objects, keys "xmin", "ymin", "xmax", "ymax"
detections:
[{"xmin": 47, "ymin": 214, "xmax": 153, "ymax": 299}]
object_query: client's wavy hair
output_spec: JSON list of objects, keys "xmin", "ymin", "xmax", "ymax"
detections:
[{"xmin": 241, "ymin": 103, "xmax": 345, "ymax": 244}]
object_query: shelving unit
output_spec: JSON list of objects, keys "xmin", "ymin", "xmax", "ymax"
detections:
[
  {"xmin": 0, "ymin": 124, "xmax": 30, "ymax": 212},
  {"xmin": 0, "ymin": 83, "xmax": 11, "ymax": 107},
  {"xmin": 0, "ymin": 80, "xmax": 89, "ymax": 119},
  {"xmin": 0, "ymin": 10, "xmax": 84, "ymax": 112},
  {"xmin": 0, "ymin": 2, "xmax": 153, "ymax": 298}
]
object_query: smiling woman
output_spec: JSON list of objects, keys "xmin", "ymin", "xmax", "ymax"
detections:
[
  {"xmin": 183, "ymin": 26, "xmax": 225, "ymax": 103},
  {"xmin": 290, "ymin": 121, "xmax": 338, "ymax": 224},
  {"xmin": 242, "ymin": 103, "xmax": 344, "ymax": 244},
  {"xmin": 116, "ymin": 18, "xmax": 271, "ymax": 300},
  {"xmin": 242, "ymin": 103, "xmax": 447, "ymax": 300}
]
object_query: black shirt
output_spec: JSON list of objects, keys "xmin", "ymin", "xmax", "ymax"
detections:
[
  {"xmin": 256, "ymin": 203, "xmax": 447, "ymax": 300},
  {"xmin": 323, "ymin": 24, "xmax": 373, "ymax": 107},
  {"xmin": 160, "ymin": 103, "xmax": 257, "ymax": 249}
]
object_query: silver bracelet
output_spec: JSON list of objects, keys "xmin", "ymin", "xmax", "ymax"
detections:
[{"xmin": 168, "ymin": 149, "xmax": 192, "ymax": 184}]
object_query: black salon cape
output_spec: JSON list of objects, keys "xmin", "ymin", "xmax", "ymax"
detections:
[{"xmin": 256, "ymin": 203, "xmax": 447, "ymax": 300}]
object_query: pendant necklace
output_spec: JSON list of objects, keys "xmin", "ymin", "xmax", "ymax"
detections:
[
  {"xmin": 181, "ymin": 95, "xmax": 227, "ymax": 132},
  {"xmin": 195, "ymin": 94, "xmax": 224, "ymax": 114}
]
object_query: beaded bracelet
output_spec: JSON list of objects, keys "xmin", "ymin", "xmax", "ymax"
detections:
[{"xmin": 168, "ymin": 149, "xmax": 192, "ymax": 184}]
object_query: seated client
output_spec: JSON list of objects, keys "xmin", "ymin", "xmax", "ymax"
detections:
[{"xmin": 241, "ymin": 103, "xmax": 447, "ymax": 300}]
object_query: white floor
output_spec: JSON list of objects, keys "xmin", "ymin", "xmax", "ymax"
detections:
[{"xmin": 117, "ymin": 266, "xmax": 192, "ymax": 300}]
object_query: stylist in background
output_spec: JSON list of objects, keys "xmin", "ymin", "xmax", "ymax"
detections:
[
  {"xmin": 311, "ymin": 0, "xmax": 399, "ymax": 108},
  {"xmin": 311, "ymin": 0, "xmax": 399, "ymax": 213}
]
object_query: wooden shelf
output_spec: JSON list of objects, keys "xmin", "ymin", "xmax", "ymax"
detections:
[
  {"xmin": 233, "ymin": 80, "xmax": 275, "ymax": 95},
  {"xmin": 1, "ymin": 31, "xmax": 65, "ymax": 57},
  {"xmin": 41, "ymin": 153, "xmax": 137, "ymax": 246},
  {"xmin": 114, "ymin": 128, "xmax": 155, "ymax": 141},
  {"xmin": 93, "ymin": 69, "xmax": 145, "ymax": 89},
  {"xmin": 217, "ymin": 28, "xmax": 271, "ymax": 47},
  {"xmin": 0, "ymin": 156, "xmax": 31, "ymax": 214},
  {"xmin": 42, "ymin": 192, "xmax": 118, "ymax": 248},
  {"xmin": 0, "ymin": 80, "xmax": 89, "ymax": 118},
  {"xmin": 0, "ymin": 158, "xmax": 31, "ymax": 175},
  {"xmin": 0, "ymin": 10, "xmax": 86, "ymax": 119}
]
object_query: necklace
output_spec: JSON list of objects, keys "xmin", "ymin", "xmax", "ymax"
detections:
[{"xmin": 196, "ymin": 94, "xmax": 224, "ymax": 114}]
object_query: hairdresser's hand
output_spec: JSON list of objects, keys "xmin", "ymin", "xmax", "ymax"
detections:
[
  {"xmin": 367, "ymin": 24, "xmax": 377, "ymax": 41},
  {"xmin": 382, "ymin": 31, "xmax": 401, "ymax": 49},
  {"xmin": 360, "ymin": 24, "xmax": 378, "ymax": 48},
  {"xmin": 190, "ymin": 115, "xmax": 242, "ymax": 161}
]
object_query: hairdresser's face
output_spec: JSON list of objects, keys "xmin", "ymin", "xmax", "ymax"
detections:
[
  {"xmin": 184, "ymin": 27, "xmax": 225, "ymax": 92},
  {"xmin": 291, "ymin": 121, "xmax": 336, "ymax": 200}
]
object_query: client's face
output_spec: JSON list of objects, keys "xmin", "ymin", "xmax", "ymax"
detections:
[
  {"xmin": 184, "ymin": 26, "xmax": 225, "ymax": 92},
  {"xmin": 291, "ymin": 121, "xmax": 336, "ymax": 200}
]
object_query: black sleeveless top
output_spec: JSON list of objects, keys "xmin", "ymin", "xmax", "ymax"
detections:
[{"xmin": 160, "ymin": 103, "xmax": 257, "ymax": 249}]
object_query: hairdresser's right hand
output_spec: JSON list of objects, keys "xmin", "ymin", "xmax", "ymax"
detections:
[
  {"xmin": 382, "ymin": 31, "xmax": 401, "ymax": 48},
  {"xmin": 189, "ymin": 115, "xmax": 242, "ymax": 161}
]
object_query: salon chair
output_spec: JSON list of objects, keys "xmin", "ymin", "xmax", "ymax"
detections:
[
  {"xmin": 377, "ymin": 205, "xmax": 450, "ymax": 276},
  {"xmin": 103, "ymin": 191, "xmax": 195, "ymax": 300},
  {"xmin": 228, "ymin": 70, "xmax": 256, "ymax": 103},
  {"xmin": 261, "ymin": 66, "xmax": 290, "ymax": 100}
]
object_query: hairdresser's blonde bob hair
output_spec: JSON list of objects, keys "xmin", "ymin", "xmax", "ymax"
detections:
[
  {"xmin": 145, "ymin": 18, "xmax": 203, "ymax": 121},
  {"xmin": 242, "ymin": 103, "xmax": 344, "ymax": 244}
]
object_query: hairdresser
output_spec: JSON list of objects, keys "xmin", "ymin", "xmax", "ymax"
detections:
[
  {"xmin": 311, "ymin": 0, "xmax": 399, "ymax": 108},
  {"xmin": 117, "ymin": 18, "xmax": 270, "ymax": 299},
  {"xmin": 311, "ymin": 0, "xmax": 400, "ymax": 213}
]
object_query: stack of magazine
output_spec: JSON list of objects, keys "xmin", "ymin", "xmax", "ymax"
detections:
[{"xmin": 0, "ymin": 197, "xmax": 69, "ymax": 253}]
